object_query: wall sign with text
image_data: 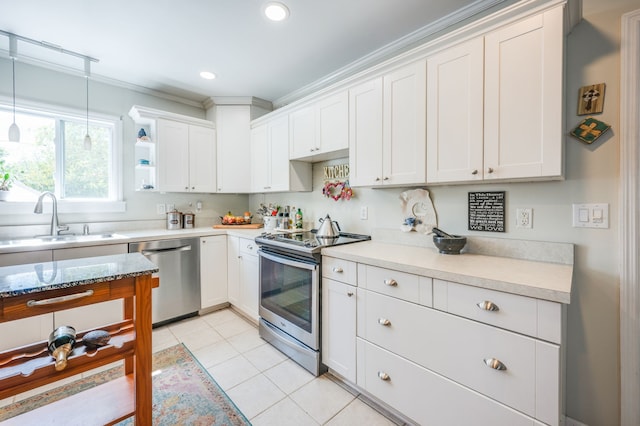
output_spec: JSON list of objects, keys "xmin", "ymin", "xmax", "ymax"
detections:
[{"xmin": 468, "ymin": 191, "xmax": 505, "ymax": 232}]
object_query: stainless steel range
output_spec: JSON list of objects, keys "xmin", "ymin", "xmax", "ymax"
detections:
[{"xmin": 255, "ymin": 229, "xmax": 370, "ymax": 376}]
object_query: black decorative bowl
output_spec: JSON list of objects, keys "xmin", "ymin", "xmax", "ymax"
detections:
[{"xmin": 433, "ymin": 235, "xmax": 467, "ymax": 254}]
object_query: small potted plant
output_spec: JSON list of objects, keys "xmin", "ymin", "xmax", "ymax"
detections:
[{"xmin": 0, "ymin": 159, "xmax": 13, "ymax": 201}]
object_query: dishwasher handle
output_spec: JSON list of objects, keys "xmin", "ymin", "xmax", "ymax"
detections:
[{"xmin": 141, "ymin": 245, "xmax": 192, "ymax": 256}]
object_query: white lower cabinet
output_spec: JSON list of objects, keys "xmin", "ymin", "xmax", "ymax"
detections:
[
  {"xmin": 200, "ymin": 235, "xmax": 228, "ymax": 309},
  {"xmin": 227, "ymin": 236, "xmax": 259, "ymax": 322},
  {"xmin": 321, "ymin": 278, "xmax": 356, "ymax": 382},
  {"xmin": 320, "ymin": 257, "xmax": 565, "ymax": 426},
  {"xmin": 357, "ymin": 339, "xmax": 534, "ymax": 426}
]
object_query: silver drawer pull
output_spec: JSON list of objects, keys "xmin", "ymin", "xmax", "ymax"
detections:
[
  {"xmin": 332, "ymin": 267, "xmax": 344, "ymax": 273},
  {"xmin": 378, "ymin": 318, "xmax": 391, "ymax": 326},
  {"xmin": 27, "ymin": 290, "xmax": 94, "ymax": 307},
  {"xmin": 347, "ymin": 292, "xmax": 354, "ymax": 297},
  {"xmin": 476, "ymin": 301, "xmax": 499, "ymax": 312},
  {"xmin": 484, "ymin": 358, "xmax": 507, "ymax": 371},
  {"xmin": 384, "ymin": 279, "xmax": 398, "ymax": 287},
  {"xmin": 378, "ymin": 371, "xmax": 391, "ymax": 381}
]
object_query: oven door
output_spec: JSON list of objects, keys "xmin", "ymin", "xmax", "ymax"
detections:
[{"xmin": 258, "ymin": 248, "xmax": 320, "ymax": 350}]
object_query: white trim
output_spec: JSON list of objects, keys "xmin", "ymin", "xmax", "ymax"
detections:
[{"xmin": 620, "ymin": 8, "xmax": 640, "ymax": 426}]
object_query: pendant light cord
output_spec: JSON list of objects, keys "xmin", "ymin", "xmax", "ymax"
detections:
[
  {"xmin": 86, "ymin": 76, "xmax": 89, "ymax": 133},
  {"xmin": 12, "ymin": 58, "xmax": 16, "ymax": 122}
]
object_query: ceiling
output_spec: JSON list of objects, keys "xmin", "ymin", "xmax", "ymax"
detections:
[{"xmin": 0, "ymin": 0, "xmax": 512, "ymax": 106}]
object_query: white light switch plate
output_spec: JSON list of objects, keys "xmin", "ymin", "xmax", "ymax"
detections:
[{"xmin": 572, "ymin": 203, "xmax": 609, "ymax": 228}]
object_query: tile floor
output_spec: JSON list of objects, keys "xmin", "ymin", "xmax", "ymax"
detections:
[{"xmin": 2, "ymin": 308, "xmax": 405, "ymax": 425}]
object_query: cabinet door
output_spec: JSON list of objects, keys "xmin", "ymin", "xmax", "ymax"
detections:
[
  {"xmin": 157, "ymin": 119, "xmax": 190, "ymax": 192},
  {"xmin": 238, "ymin": 239, "xmax": 259, "ymax": 322},
  {"xmin": 188, "ymin": 125, "xmax": 216, "ymax": 193},
  {"xmin": 484, "ymin": 7, "xmax": 563, "ymax": 180},
  {"xmin": 227, "ymin": 236, "xmax": 240, "ymax": 306},
  {"xmin": 216, "ymin": 105, "xmax": 251, "ymax": 193},
  {"xmin": 0, "ymin": 251, "xmax": 54, "ymax": 351},
  {"xmin": 53, "ymin": 244, "xmax": 128, "ymax": 331},
  {"xmin": 349, "ymin": 78, "xmax": 383, "ymax": 186},
  {"xmin": 322, "ymin": 279, "xmax": 356, "ymax": 383},
  {"xmin": 427, "ymin": 38, "xmax": 484, "ymax": 183},
  {"xmin": 289, "ymin": 105, "xmax": 316, "ymax": 159},
  {"xmin": 250, "ymin": 123, "xmax": 270, "ymax": 192},
  {"xmin": 268, "ymin": 115, "xmax": 291, "ymax": 192},
  {"xmin": 316, "ymin": 91, "xmax": 349, "ymax": 155},
  {"xmin": 383, "ymin": 60, "xmax": 427, "ymax": 185},
  {"xmin": 200, "ymin": 236, "xmax": 228, "ymax": 309}
]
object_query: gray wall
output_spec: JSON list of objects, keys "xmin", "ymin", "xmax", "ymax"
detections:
[
  {"xmin": 249, "ymin": 1, "xmax": 638, "ymax": 424},
  {"xmin": 1, "ymin": 0, "xmax": 636, "ymax": 424},
  {"xmin": 0, "ymin": 59, "xmax": 248, "ymax": 229}
]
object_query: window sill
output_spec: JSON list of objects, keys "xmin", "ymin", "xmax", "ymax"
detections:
[{"xmin": 0, "ymin": 201, "xmax": 127, "ymax": 215}]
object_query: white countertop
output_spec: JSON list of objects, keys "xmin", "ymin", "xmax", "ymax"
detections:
[{"xmin": 322, "ymin": 241, "xmax": 573, "ymax": 304}]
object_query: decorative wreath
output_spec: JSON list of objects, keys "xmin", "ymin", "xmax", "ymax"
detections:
[{"xmin": 322, "ymin": 180, "xmax": 354, "ymax": 201}]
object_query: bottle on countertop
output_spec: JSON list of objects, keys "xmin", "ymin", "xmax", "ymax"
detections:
[
  {"xmin": 48, "ymin": 325, "xmax": 76, "ymax": 371},
  {"xmin": 283, "ymin": 212, "xmax": 290, "ymax": 229},
  {"xmin": 295, "ymin": 208, "xmax": 303, "ymax": 229}
]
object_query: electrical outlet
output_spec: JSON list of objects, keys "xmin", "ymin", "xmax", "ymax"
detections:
[
  {"xmin": 516, "ymin": 208, "xmax": 533, "ymax": 229},
  {"xmin": 156, "ymin": 204, "xmax": 166, "ymax": 215},
  {"xmin": 360, "ymin": 206, "xmax": 368, "ymax": 220}
]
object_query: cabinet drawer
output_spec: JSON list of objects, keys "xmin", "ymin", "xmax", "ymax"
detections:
[
  {"xmin": 358, "ymin": 264, "xmax": 432, "ymax": 306},
  {"xmin": 356, "ymin": 339, "xmax": 534, "ymax": 426},
  {"xmin": 434, "ymin": 280, "xmax": 562, "ymax": 343},
  {"xmin": 322, "ymin": 257, "xmax": 356, "ymax": 285},
  {"xmin": 239, "ymin": 238, "xmax": 259, "ymax": 256},
  {"xmin": 358, "ymin": 289, "xmax": 560, "ymax": 423}
]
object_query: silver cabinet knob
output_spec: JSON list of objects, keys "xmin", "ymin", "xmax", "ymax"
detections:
[
  {"xmin": 378, "ymin": 371, "xmax": 391, "ymax": 381},
  {"xmin": 347, "ymin": 292, "xmax": 354, "ymax": 297},
  {"xmin": 375, "ymin": 177, "xmax": 381, "ymax": 182},
  {"xmin": 471, "ymin": 169, "xmax": 478, "ymax": 175},
  {"xmin": 487, "ymin": 167, "xmax": 494, "ymax": 174},
  {"xmin": 484, "ymin": 358, "xmax": 507, "ymax": 371},
  {"xmin": 332, "ymin": 267, "xmax": 344, "ymax": 273},
  {"xmin": 192, "ymin": 186, "xmax": 195, "ymax": 190},
  {"xmin": 378, "ymin": 318, "xmax": 391, "ymax": 326},
  {"xmin": 383, "ymin": 177, "xmax": 390, "ymax": 181},
  {"xmin": 384, "ymin": 279, "xmax": 398, "ymax": 287},
  {"xmin": 185, "ymin": 186, "xmax": 189, "ymax": 190},
  {"xmin": 476, "ymin": 301, "xmax": 499, "ymax": 312}
]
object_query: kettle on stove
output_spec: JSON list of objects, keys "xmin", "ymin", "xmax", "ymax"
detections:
[{"xmin": 317, "ymin": 214, "xmax": 341, "ymax": 238}]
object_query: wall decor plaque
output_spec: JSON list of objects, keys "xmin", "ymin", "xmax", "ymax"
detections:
[
  {"xmin": 577, "ymin": 83, "xmax": 606, "ymax": 115},
  {"xmin": 468, "ymin": 191, "xmax": 505, "ymax": 232}
]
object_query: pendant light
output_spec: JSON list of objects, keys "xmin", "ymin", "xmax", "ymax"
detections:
[
  {"xmin": 83, "ymin": 58, "xmax": 91, "ymax": 151},
  {"xmin": 8, "ymin": 35, "xmax": 20, "ymax": 142}
]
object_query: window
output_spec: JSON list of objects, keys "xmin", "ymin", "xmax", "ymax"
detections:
[{"xmin": 0, "ymin": 104, "xmax": 121, "ymax": 205}]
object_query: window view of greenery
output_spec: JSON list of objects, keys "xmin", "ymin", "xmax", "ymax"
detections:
[{"xmin": 0, "ymin": 108, "xmax": 113, "ymax": 201}]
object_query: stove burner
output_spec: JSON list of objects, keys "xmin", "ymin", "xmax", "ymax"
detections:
[{"xmin": 256, "ymin": 230, "xmax": 370, "ymax": 255}]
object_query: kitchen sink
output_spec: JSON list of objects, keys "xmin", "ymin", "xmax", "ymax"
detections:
[{"xmin": 0, "ymin": 233, "xmax": 129, "ymax": 248}]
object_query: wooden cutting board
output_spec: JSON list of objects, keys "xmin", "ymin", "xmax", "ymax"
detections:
[{"xmin": 212, "ymin": 223, "xmax": 264, "ymax": 229}]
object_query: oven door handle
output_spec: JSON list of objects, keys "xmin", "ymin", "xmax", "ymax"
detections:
[{"xmin": 258, "ymin": 249, "xmax": 318, "ymax": 271}]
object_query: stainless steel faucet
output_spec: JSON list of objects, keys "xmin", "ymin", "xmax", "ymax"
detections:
[{"xmin": 34, "ymin": 192, "xmax": 69, "ymax": 236}]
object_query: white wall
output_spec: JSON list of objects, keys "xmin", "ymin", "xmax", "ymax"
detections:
[{"xmin": 249, "ymin": 1, "xmax": 638, "ymax": 424}]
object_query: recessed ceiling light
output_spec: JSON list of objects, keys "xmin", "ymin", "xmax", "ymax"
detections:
[
  {"xmin": 264, "ymin": 2, "xmax": 289, "ymax": 22},
  {"xmin": 200, "ymin": 71, "xmax": 216, "ymax": 80}
]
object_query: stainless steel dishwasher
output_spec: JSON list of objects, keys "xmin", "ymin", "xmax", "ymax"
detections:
[{"xmin": 129, "ymin": 237, "xmax": 200, "ymax": 326}]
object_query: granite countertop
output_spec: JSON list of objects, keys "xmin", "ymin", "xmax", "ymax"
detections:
[
  {"xmin": 322, "ymin": 241, "xmax": 573, "ymax": 304},
  {"xmin": 0, "ymin": 252, "xmax": 159, "ymax": 298}
]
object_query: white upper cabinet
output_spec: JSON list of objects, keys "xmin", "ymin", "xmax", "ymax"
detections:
[
  {"xmin": 484, "ymin": 7, "xmax": 563, "ymax": 180},
  {"xmin": 157, "ymin": 119, "xmax": 216, "ymax": 193},
  {"xmin": 349, "ymin": 60, "xmax": 427, "ymax": 187},
  {"xmin": 426, "ymin": 38, "xmax": 484, "ymax": 183},
  {"xmin": 289, "ymin": 91, "xmax": 349, "ymax": 161},
  {"xmin": 216, "ymin": 105, "xmax": 252, "ymax": 193},
  {"xmin": 349, "ymin": 78, "xmax": 383, "ymax": 187},
  {"xmin": 427, "ymin": 6, "xmax": 564, "ymax": 183},
  {"xmin": 251, "ymin": 115, "xmax": 312, "ymax": 193}
]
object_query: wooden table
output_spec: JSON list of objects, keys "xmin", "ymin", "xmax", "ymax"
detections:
[{"xmin": 0, "ymin": 253, "xmax": 159, "ymax": 425}]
